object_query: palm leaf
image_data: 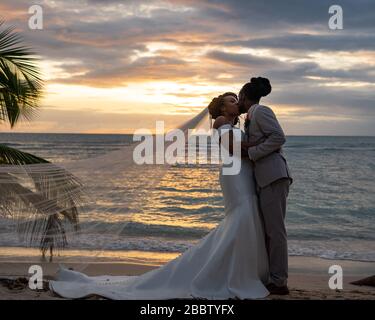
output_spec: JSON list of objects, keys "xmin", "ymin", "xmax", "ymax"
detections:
[
  {"xmin": 0, "ymin": 143, "xmax": 48, "ymax": 165},
  {"xmin": 0, "ymin": 20, "xmax": 85, "ymax": 260},
  {"xmin": 0, "ymin": 20, "xmax": 43, "ymax": 127},
  {"xmin": 0, "ymin": 144, "xmax": 86, "ymax": 259}
]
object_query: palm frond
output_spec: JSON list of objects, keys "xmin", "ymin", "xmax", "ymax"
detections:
[
  {"xmin": 0, "ymin": 143, "xmax": 48, "ymax": 165},
  {"xmin": 0, "ymin": 21, "xmax": 83, "ymax": 260},
  {"xmin": 0, "ymin": 20, "xmax": 43, "ymax": 127},
  {"xmin": 0, "ymin": 21, "xmax": 43, "ymax": 87},
  {"xmin": 0, "ymin": 145, "xmax": 87, "ymax": 257}
]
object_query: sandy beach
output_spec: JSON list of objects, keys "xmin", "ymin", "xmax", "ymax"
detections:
[{"xmin": 1, "ymin": 256, "xmax": 374, "ymax": 300}]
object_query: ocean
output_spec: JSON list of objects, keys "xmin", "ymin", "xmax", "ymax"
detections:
[{"xmin": 0, "ymin": 133, "xmax": 374, "ymax": 263}]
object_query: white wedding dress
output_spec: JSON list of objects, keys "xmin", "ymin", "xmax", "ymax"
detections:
[{"xmin": 49, "ymin": 124, "xmax": 270, "ymax": 299}]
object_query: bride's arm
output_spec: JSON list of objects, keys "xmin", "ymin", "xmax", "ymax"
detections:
[{"xmin": 212, "ymin": 116, "xmax": 227, "ymax": 130}]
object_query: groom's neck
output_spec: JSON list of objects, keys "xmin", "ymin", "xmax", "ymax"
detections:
[
  {"xmin": 247, "ymin": 100, "xmax": 259, "ymax": 111},
  {"xmin": 243, "ymin": 100, "xmax": 259, "ymax": 113}
]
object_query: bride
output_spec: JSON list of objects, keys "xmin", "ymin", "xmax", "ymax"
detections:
[{"xmin": 49, "ymin": 92, "xmax": 270, "ymax": 300}]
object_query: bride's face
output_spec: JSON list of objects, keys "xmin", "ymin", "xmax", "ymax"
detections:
[{"xmin": 223, "ymin": 95, "xmax": 239, "ymax": 116}]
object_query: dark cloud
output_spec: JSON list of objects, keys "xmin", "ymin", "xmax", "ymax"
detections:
[
  {"xmin": 54, "ymin": 55, "xmax": 194, "ymax": 86},
  {"xmin": 206, "ymin": 50, "xmax": 375, "ymax": 85},
  {"xmin": 228, "ymin": 34, "xmax": 375, "ymax": 51},
  {"xmin": 181, "ymin": 0, "xmax": 375, "ymax": 31},
  {"xmin": 206, "ymin": 51, "xmax": 283, "ymax": 68}
]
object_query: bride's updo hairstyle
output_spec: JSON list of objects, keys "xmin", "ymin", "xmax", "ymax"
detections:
[
  {"xmin": 240, "ymin": 77, "xmax": 272, "ymax": 101},
  {"xmin": 207, "ymin": 92, "xmax": 238, "ymax": 119}
]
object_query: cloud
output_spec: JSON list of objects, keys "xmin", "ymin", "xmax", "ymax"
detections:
[
  {"xmin": 206, "ymin": 51, "xmax": 283, "ymax": 68},
  {"xmin": 52, "ymin": 55, "xmax": 193, "ymax": 86},
  {"xmin": 230, "ymin": 34, "xmax": 375, "ymax": 51},
  {"xmin": 0, "ymin": 0, "xmax": 373, "ymax": 134}
]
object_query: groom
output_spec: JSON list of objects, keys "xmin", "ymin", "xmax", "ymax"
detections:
[{"xmin": 238, "ymin": 77, "xmax": 292, "ymax": 295}]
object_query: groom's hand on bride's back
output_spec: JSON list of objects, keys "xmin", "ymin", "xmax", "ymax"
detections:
[
  {"xmin": 241, "ymin": 141, "xmax": 257, "ymax": 150},
  {"xmin": 241, "ymin": 147, "xmax": 248, "ymax": 159},
  {"xmin": 241, "ymin": 142, "xmax": 257, "ymax": 160}
]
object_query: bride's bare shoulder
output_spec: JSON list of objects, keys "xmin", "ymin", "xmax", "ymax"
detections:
[{"xmin": 213, "ymin": 116, "xmax": 229, "ymax": 129}]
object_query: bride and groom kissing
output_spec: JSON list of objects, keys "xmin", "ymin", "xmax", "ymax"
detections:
[
  {"xmin": 210, "ymin": 76, "xmax": 293, "ymax": 296},
  {"xmin": 50, "ymin": 77, "xmax": 293, "ymax": 300}
]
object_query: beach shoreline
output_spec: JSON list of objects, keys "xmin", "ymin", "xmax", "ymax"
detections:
[{"xmin": 1, "ymin": 256, "xmax": 374, "ymax": 300}]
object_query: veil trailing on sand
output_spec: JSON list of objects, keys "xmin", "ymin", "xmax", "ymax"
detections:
[{"xmin": 0, "ymin": 108, "xmax": 212, "ymax": 260}]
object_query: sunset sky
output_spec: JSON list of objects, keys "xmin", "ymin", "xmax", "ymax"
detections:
[{"xmin": 0, "ymin": 0, "xmax": 374, "ymax": 135}]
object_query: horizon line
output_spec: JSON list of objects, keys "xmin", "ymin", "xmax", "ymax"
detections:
[{"xmin": 0, "ymin": 131, "xmax": 374, "ymax": 137}]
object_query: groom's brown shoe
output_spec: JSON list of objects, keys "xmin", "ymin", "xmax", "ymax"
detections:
[{"xmin": 266, "ymin": 283, "xmax": 290, "ymax": 295}]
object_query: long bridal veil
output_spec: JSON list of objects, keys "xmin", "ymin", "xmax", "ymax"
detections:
[{"xmin": 0, "ymin": 108, "xmax": 214, "ymax": 263}]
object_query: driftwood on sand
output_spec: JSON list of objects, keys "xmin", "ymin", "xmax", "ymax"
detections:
[
  {"xmin": 350, "ymin": 275, "xmax": 375, "ymax": 287},
  {"xmin": 0, "ymin": 276, "xmax": 49, "ymax": 291}
]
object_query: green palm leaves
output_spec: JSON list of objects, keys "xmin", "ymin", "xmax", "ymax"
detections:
[{"xmin": 0, "ymin": 21, "xmax": 86, "ymax": 260}]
